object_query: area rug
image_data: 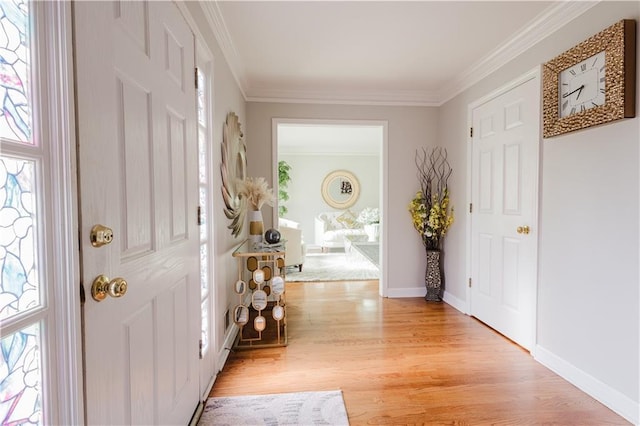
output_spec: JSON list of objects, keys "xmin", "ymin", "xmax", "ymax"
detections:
[
  {"xmin": 286, "ymin": 253, "xmax": 378, "ymax": 282},
  {"xmin": 198, "ymin": 390, "xmax": 349, "ymax": 425},
  {"xmin": 351, "ymin": 243, "xmax": 379, "ymax": 267}
]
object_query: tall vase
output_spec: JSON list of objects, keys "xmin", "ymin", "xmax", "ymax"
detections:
[
  {"xmin": 248, "ymin": 209, "xmax": 264, "ymax": 250},
  {"xmin": 364, "ymin": 223, "xmax": 380, "ymax": 242},
  {"xmin": 425, "ymin": 250, "xmax": 442, "ymax": 301}
]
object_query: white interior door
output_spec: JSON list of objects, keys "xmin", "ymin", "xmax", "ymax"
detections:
[
  {"xmin": 470, "ymin": 74, "xmax": 539, "ymax": 350},
  {"xmin": 75, "ymin": 1, "xmax": 200, "ymax": 424}
]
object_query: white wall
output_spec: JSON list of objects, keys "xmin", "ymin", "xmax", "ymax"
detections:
[
  {"xmin": 280, "ymin": 153, "xmax": 380, "ymax": 245},
  {"xmin": 184, "ymin": 3, "xmax": 247, "ymax": 364},
  {"xmin": 437, "ymin": 2, "xmax": 639, "ymax": 421},
  {"xmin": 246, "ymin": 104, "xmax": 438, "ymax": 295}
]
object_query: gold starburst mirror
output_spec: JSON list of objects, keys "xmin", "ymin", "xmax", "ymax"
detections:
[{"xmin": 220, "ymin": 112, "xmax": 247, "ymax": 237}]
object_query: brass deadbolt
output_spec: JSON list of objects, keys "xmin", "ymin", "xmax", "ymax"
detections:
[{"xmin": 90, "ymin": 224, "xmax": 114, "ymax": 247}]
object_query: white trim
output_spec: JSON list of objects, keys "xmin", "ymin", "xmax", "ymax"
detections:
[
  {"xmin": 466, "ymin": 67, "xmax": 541, "ymax": 351},
  {"xmin": 217, "ymin": 324, "xmax": 239, "ymax": 372},
  {"xmin": 379, "ymin": 123, "xmax": 389, "ymax": 298},
  {"xmin": 199, "ymin": 1, "xmax": 248, "ymax": 99},
  {"xmin": 437, "ymin": 1, "xmax": 598, "ymax": 104},
  {"xmin": 39, "ymin": 2, "xmax": 83, "ymax": 424},
  {"xmin": 279, "ymin": 151, "xmax": 380, "ymax": 157},
  {"xmin": 247, "ymin": 89, "xmax": 439, "ymax": 107},
  {"xmin": 272, "ymin": 118, "xmax": 388, "ymax": 297},
  {"xmin": 206, "ymin": 1, "xmax": 597, "ymax": 106},
  {"xmin": 386, "ymin": 287, "xmax": 424, "ymax": 299},
  {"xmin": 535, "ymin": 345, "xmax": 639, "ymax": 425},
  {"xmin": 467, "ymin": 68, "xmax": 539, "ymax": 111},
  {"xmin": 195, "ymin": 38, "xmax": 219, "ymax": 402},
  {"xmin": 176, "ymin": 2, "xmax": 214, "ymax": 62},
  {"xmin": 442, "ymin": 291, "xmax": 467, "ymax": 315}
]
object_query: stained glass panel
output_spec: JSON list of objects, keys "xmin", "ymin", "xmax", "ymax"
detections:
[
  {"xmin": 0, "ymin": 157, "xmax": 40, "ymax": 320},
  {"xmin": 0, "ymin": 323, "xmax": 42, "ymax": 425},
  {"xmin": 0, "ymin": 0, "xmax": 31, "ymax": 144}
]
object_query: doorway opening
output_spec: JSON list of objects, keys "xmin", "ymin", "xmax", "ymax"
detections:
[{"xmin": 272, "ymin": 119, "xmax": 387, "ymax": 296}]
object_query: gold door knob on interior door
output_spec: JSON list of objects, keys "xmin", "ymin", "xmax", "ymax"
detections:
[
  {"xmin": 91, "ymin": 275, "xmax": 128, "ymax": 302},
  {"xmin": 517, "ymin": 225, "xmax": 531, "ymax": 235}
]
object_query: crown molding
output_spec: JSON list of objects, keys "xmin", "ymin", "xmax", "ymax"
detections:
[
  {"xmin": 436, "ymin": 0, "xmax": 599, "ymax": 105},
  {"xmin": 247, "ymin": 87, "xmax": 440, "ymax": 107},
  {"xmin": 206, "ymin": 0, "xmax": 599, "ymax": 106},
  {"xmin": 200, "ymin": 1, "xmax": 248, "ymax": 99},
  {"xmin": 279, "ymin": 150, "xmax": 380, "ymax": 157}
]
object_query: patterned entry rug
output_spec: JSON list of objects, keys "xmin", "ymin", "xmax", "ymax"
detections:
[
  {"xmin": 198, "ymin": 390, "xmax": 349, "ymax": 425},
  {"xmin": 286, "ymin": 253, "xmax": 379, "ymax": 282}
]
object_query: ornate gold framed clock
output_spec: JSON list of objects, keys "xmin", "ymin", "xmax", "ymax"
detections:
[{"xmin": 542, "ymin": 19, "xmax": 636, "ymax": 138}]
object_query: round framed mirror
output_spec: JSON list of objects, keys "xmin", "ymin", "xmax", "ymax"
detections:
[{"xmin": 321, "ymin": 170, "xmax": 360, "ymax": 209}]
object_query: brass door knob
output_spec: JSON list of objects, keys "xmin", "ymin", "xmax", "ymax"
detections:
[
  {"xmin": 91, "ymin": 275, "xmax": 128, "ymax": 302},
  {"xmin": 517, "ymin": 225, "xmax": 531, "ymax": 235}
]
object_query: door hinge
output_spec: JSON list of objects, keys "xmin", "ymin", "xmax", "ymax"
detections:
[
  {"xmin": 199, "ymin": 339, "xmax": 203, "ymax": 359},
  {"xmin": 469, "ymin": 203, "xmax": 473, "ymax": 213},
  {"xmin": 195, "ymin": 67, "xmax": 199, "ymax": 89},
  {"xmin": 197, "ymin": 205, "xmax": 203, "ymax": 226},
  {"xmin": 470, "ymin": 127, "xmax": 473, "ymax": 138},
  {"xmin": 468, "ymin": 278, "xmax": 472, "ymax": 288}
]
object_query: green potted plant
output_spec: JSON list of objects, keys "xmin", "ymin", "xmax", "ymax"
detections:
[{"xmin": 278, "ymin": 160, "xmax": 292, "ymax": 217}]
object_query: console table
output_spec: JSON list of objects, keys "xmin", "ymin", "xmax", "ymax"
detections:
[{"xmin": 231, "ymin": 240, "xmax": 287, "ymax": 349}]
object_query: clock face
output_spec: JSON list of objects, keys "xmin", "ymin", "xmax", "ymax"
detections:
[{"xmin": 558, "ymin": 51, "xmax": 606, "ymax": 118}]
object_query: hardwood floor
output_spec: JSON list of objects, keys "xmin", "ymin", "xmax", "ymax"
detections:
[{"xmin": 210, "ymin": 281, "xmax": 629, "ymax": 425}]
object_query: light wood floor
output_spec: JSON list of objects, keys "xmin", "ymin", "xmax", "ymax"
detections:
[{"xmin": 210, "ymin": 281, "xmax": 629, "ymax": 425}]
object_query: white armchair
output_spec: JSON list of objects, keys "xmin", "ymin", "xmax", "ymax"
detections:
[{"xmin": 279, "ymin": 218, "xmax": 306, "ymax": 271}]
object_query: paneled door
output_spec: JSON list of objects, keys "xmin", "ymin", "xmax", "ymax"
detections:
[
  {"xmin": 470, "ymin": 73, "xmax": 539, "ymax": 350},
  {"xmin": 75, "ymin": 1, "xmax": 200, "ymax": 424}
]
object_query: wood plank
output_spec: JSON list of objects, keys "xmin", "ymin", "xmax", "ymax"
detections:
[{"xmin": 210, "ymin": 281, "xmax": 629, "ymax": 425}]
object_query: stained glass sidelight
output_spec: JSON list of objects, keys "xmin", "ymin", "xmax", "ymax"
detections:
[
  {"xmin": 0, "ymin": 2, "xmax": 45, "ymax": 424},
  {"xmin": 0, "ymin": 157, "xmax": 40, "ymax": 320},
  {"xmin": 0, "ymin": 323, "xmax": 42, "ymax": 425},
  {"xmin": 0, "ymin": 0, "xmax": 31, "ymax": 144}
]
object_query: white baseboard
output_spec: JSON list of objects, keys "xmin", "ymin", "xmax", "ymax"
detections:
[
  {"xmin": 386, "ymin": 288, "xmax": 470, "ymax": 313},
  {"xmin": 386, "ymin": 287, "xmax": 425, "ymax": 298},
  {"xmin": 535, "ymin": 345, "xmax": 639, "ymax": 424},
  {"xmin": 216, "ymin": 324, "xmax": 239, "ymax": 374},
  {"xmin": 442, "ymin": 291, "xmax": 468, "ymax": 314}
]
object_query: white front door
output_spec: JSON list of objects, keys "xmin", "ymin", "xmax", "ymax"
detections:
[
  {"xmin": 75, "ymin": 1, "xmax": 200, "ymax": 424},
  {"xmin": 470, "ymin": 73, "xmax": 540, "ymax": 350}
]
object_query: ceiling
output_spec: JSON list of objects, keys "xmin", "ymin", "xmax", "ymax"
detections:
[{"xmin": 202, "ymin": 1, "xmax": 597, "ymax": 106}]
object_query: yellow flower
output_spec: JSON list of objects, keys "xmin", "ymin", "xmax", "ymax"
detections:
[{"xmin": 408, "ymin": 189, "xmax": 454, "ymax": 250}]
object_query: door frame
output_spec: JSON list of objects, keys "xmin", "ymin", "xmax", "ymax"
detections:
[
  {"xmin": 37, "ymin": 0, "xmax": 83, "ymax": 423},
  {"xmin": 271, "ymin": 118, "xmax": 389, "ymax": 297},
  {"xmin": 465, "ymin": 67, "xmax": 541, "ymax": 355}
]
